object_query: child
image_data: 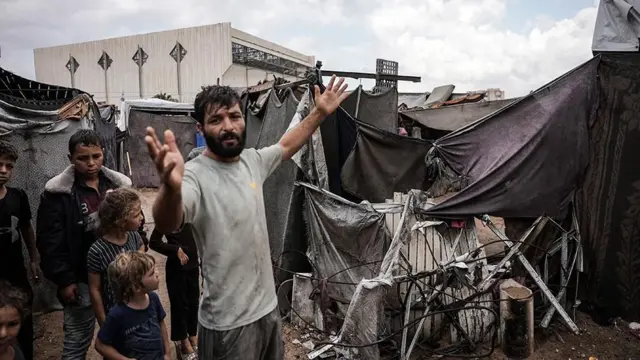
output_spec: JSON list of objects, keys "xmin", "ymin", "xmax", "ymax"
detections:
[
  {"xmin": 0, "ymin": 140, "xmax": 39, "ymax": 360},
  {"xmin": 96, "ymin": 251, "xmax": 170, "ymax": 360},
  {"xmin": 0, "ymin": 280, "xmax": 29, "ymax": 360},
  {"xmin": 149, "ymin": 226, "xmax": 199, "ymax": 359},
  {"xmin": 87, "ymin": 187, "xmax": 145, "ymax": 325},
  {"xmin": 36, "ymin": 129, "xmax": 148, "ymax": 358}
]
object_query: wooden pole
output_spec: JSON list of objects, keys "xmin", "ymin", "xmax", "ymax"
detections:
[{"xmin": 500, "ymin": 279, "xmax": 534, "ymax": 359}]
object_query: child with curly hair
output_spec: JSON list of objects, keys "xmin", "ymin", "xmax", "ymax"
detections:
[
  {"xmin": 87, "ymin": 188, "xmax": 145, "ymax": 325},
  {"xmin": 95, "ymin": 251, "xmax": 170, "ymax": 360},
  {"xmin": 0, "ymin": 280, "xmax": 30, "ymax": 360}
]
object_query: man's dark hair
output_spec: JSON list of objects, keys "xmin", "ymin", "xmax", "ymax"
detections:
[
  {"xmin": 193, "ymin": 85, "xmax": 242, "ymax": 125},
  {"xmin": 68, "ymin": 129, "xmax": 102, "ymax": 154},
  {"xmin": 0, "ymin": 140, "xmax": 18, "ymax": 161}
]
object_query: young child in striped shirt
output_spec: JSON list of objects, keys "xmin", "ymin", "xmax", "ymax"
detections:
[{"xmin": 87, "ymin": 187, "xmax": 145, "ymax": 325}]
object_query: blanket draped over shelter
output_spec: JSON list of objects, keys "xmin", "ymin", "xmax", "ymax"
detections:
[
  {"xmin": 424, "ymin": 54, "xmax": 640, "ymax": 321},
  {"xmin": 341, "ymin": 122, "xmax": 433, "ymax": 203}
]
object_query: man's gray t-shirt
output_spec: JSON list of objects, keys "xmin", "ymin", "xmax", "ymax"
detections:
[{"xmin": 182, "ymin": 144, "xmax": 283, "ymax": 331}]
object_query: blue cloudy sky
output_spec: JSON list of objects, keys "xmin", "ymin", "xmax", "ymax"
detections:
[{"xmin": 0, "ymin": 0, "xmax": 601, "ymax": 97}]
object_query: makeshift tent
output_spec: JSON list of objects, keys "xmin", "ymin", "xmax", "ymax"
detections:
[
  {"xmin": 0, "ymin": 67, "xmax": 102, "ymax": 313},
  {"xmin": 119, "ymin": 99, "xmax": 197, "ymax": 187},
  {"xmin": 423, "ymin": 53, "xmax": 640, "ymax": 321},
  {"xmin": 423, "ymin": 57, "xmax": 599, "ymax": 219}
]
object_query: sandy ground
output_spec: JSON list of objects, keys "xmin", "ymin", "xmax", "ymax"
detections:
[{"xmin": 33, "ymin": 189, "xmax": 640, "ymax": 359}]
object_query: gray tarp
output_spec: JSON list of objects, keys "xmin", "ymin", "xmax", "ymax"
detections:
[
  {"xmin": 125, "ymin": 110, "xmax": 197, "ymax": 187},
  {"xmin": 303, "ymin": 184, "xmax": 389, "ymax": 338},
  {"xmin": 398, "ymin": 92, "xmax": 429, "ymax": 110},
  {"xmin": 399, "ymin": 98, "xmax": 518, "ymax": 132},
  {"xmin": 341, "ymin": 121, "xmax": 433, "ymax": 203},
  {"xmin": 96, "ymin": 106, "xmax": 117, "ymax": 170},
  {"xmin": 424, "ymin": 57, "xmax": 599, "ymax": 219},
  {"xmin": 592, "ymin": 0, "xmax": 640, "ymax": 52}
]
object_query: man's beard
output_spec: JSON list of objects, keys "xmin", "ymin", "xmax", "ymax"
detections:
[{"xmin": 204, "ymin": 129, "xmax": 246, "ymax": 159}]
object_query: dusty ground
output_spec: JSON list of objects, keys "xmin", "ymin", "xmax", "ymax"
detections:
[{"xmin": 33, "ymin": 189, "xmax": 640, "ymax": 359}]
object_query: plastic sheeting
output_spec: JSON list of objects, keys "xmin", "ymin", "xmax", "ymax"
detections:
[
  {"xmin": 286, "ymin": 88, "xmax": 329, "ymax": 190},
  {"xmin": 125, "ymin": 110, "xmax": 197, "ymax": 187},
  {"xmin": 341, "ymin": 121, "xmax": 433, "ymax": 203},
  {"xmin": 424, "ymin": 56, "xmax": 599, "ymax": 219},
  {"xmin": 96, "ymin": 106, "xmax": 117, "ymax": 170},
  {"xmin": 399, "ymin": 98, "xmax": 517, "ymax": 133},
  {"xmin": 592, "ymin": 0, "xmax": 640, "ymax": 52},
  {"xmin": 304, "ymin": 186, "xmax": 388, "ymax": 305},
  {"xmin": 303, "ymin": 184, "xmax": 392, "ymax": 360},
  {"xmin": 118, "ymin": 99, "xmax": 194, "ymax": 131}
]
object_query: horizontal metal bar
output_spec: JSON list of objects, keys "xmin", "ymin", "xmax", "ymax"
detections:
[{"xmin": 322, "ymin": 70, "xmax": 421, "ymax": 83}]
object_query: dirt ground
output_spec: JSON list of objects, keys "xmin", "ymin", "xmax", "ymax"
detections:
[{"xmin": 33, "ymin": 189, "xmax": 640, "ymax": 359}]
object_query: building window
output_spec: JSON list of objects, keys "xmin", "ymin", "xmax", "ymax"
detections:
[{"xmin": 231, "ymin": 42, "xmax": 309, "ymax": 77}]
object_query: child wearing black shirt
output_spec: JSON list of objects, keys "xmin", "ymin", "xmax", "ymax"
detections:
[
  {"xmin": 0, "ymin": 140, "xmax": 40, "ymax": 360},
  {"xmin": 149, "ymin": 226, "xmax": 199, "ymax": 359}
]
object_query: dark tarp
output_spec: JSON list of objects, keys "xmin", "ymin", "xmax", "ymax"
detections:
[
  {"xmin": 125, "ymin": 110, "xmax": 196, "ymax": 187},
  {"xmin": 0, "ymin": 66, "xmax": 83, "ymax": 111},
  {"xmin": 424, "ymin": 57, "xmax": 599, "ymax": 219},
  {"xmin": 346, "ymin": 86, "xmax": 398, "ymax": 133},
  {"xmin": 575, "ymin": 54, "xmax": 640, "ymax": 321},
  {"xmin": 255, "ymin": 91, "xmax": 308, "ymax": 278},
  {"xmin": 320, "ymin": 98, "xmax": 358, "ymax": 197},
  {"xmin": 245, "ymin": 109, "xmax": 263, "ymax": 149},
  {"xmin": 96, "ymin": 106, "xmax": 117, "ymax": 170},
  {"xmin": 341, "ymin": 121, "xmax": 433, "ymax": 203},
  {"xmin": 423, "ymin": 53, "xmax": 640, "ymax": 321}
]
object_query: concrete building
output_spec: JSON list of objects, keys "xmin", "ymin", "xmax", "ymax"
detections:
[{"xmin": 33, "ymin": 23, "xmax": 315, "ymax": 104}]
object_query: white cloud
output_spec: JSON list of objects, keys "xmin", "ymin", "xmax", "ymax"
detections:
[
  {"xmin": 0, "ymin": 0, "xmax": 599, "ymax": 97},
  {"xmin": 368, "ymin": 0, "xmax": 597, "ymax": 96}
]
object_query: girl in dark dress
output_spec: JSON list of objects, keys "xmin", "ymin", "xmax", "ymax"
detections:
[{"xmin": 149, "ymin": 226, "xmax": 199, "ymax": 360}]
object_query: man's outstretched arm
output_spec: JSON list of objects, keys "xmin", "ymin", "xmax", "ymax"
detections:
[
  {"xmin": 279, "ymin": 75, "xmax": 349, "ymax": 160},
  {"xmin": 152, "ymin": 184, "xmax": 184, "ymax": 234},
  {"xmin": 145, "ymin": 127, "xmax": 187, "ymax": 234}
]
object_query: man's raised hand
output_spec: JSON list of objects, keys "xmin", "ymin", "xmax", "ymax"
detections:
[{"xmin": 145, "ymin": 127, "xmax": 185, "ymax": 191}]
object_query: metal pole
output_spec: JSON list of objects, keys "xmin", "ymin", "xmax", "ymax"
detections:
[
  {"xmin": 104, "ymin": 68, "xmax": 109, "ymax": 103},
  {"xmin": 69, "ymin": 53, "xmax": 76, "ymax": 88},
  {"xmin": 137, "ymin": 46, "xmax": 143, "ymax": 98}
]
